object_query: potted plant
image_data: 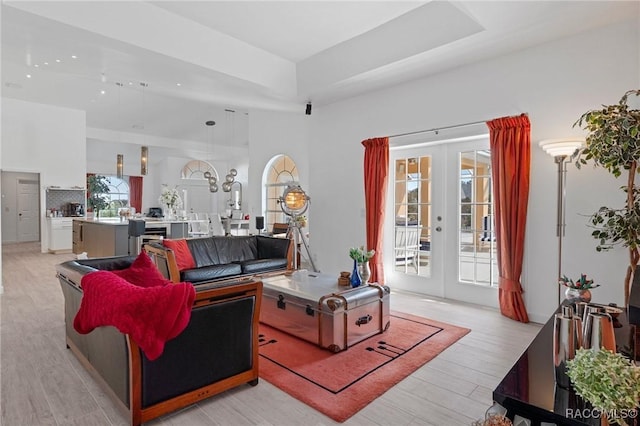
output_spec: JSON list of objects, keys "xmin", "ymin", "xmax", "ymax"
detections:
[
  {"xmin": 349, "ymin": 246, "xmax": 376, "ymax": 286},
  {"xmin": 575, "ymin": 89, "xmax": 640, "ymax": 304},
  {"xmin": 293, "ymin": 215, "xmax": 307, "ymax": 228},
  {"xmin": 87, "ymin": 175, "xmax": 110, "ymax": 219},
  {"xmin": 566, "ymin": 348, "xmax": 640, "ymax": 426},
  {"xmin": 559, "ymin": 273, "xmax": 600, "ymax": 303}
]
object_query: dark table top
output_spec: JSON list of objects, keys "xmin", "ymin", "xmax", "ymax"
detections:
[{"xmin": 493, "ymin": 306, "xmax": 637, "ymax": 426}]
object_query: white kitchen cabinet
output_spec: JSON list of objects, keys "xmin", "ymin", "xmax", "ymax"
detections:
[{"xmin": 48, "ymin": 218, "xmax": 73, "ymax": 253}]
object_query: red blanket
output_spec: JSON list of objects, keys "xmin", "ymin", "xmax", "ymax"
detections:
[{"xmin": 74, "ymin": 270, "xmax": 196, "ymax": 361}]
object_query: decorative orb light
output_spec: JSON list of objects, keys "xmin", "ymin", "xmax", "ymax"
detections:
[
  {"xmin": 230, "ymin": 168, "xmax": 237, "ymax": 177},
  {"xmin": 222, "ymin": 182, "xmax": 232, "ymax": 192},
  {"xmin": 204, "ymin": 171, "xmax": 211, "ymax": 179},
  {"xmin": 210, "ymin": 183, "xmax": 218, "ymax": 193}
]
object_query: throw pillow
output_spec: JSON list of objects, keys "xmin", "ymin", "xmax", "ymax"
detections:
[
  {"xmin": 163, "ymin": 239, "xmax": 196, "ymax": 271},
  {"xmin": 113, "ymin": 251, "xmax": 169, "ymax": 288}
]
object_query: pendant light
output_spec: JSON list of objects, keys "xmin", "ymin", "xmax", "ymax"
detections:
[
  {"xmin": 140, "ymin": 82, "xmax": 149, "ymax": 175},
  {"xmin": 205, "ymin": 120, "xmax": 218, "ymax": 193},
  {"xmin": 116, "ymin": 154, "xmax": 124, "ymax": 179},
  {"xmin": 116, "ymin": 81, "xmax": 124, "ymax": 178},
  {"xmin": 140, "ymin": 146, "xmax": 148, "ymax": 175}
]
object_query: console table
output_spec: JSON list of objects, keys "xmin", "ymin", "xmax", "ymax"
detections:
[{"xmin": 493, "ymin": 308, "xmax": 637, "ymax": 425}]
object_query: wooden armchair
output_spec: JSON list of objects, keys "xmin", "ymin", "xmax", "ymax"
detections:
[{"xmin": 395, "ymin": 226, "xmax": 422, "ymax": 273}]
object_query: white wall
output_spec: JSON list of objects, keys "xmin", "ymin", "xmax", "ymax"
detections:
[
  {"xmin": 1, "ymin": 98, "xmax": 86, "ymax": 252},
  {"xmin": 307, "ymin": 19, "xmax": 639, "ymax": 323},
  {"xmin": 247, "ymin": 110, "xmax": 311, "ymax": 234}
]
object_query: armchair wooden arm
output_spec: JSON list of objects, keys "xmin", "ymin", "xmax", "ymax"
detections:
[{"xmin": 144, "ymin": 243, "xmax": 181, "ymax": 283}]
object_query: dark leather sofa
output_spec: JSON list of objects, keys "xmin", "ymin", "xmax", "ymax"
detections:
[
  {"xmin": 145, "ymin": 235, "xmax": 292, "ymax": 284},
  {"xmin": 56, "ymin": 256, "xmax": 263, "ymax": 426}
]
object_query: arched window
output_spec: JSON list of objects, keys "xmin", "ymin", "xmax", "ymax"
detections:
[
  {"xmin": 263, "ymin": 155, "xmax": 299, "ymax": 232},
  {"xmin": 98, "ymin": 176, "xmax": 130, "ymax": 218},
  {"xmin": 181, "ymin": 160, "xmax": 218, "ymax": 180},
  {"xmin": 180, "ymin": 160, "xmax": 220, "ymax": 213}
]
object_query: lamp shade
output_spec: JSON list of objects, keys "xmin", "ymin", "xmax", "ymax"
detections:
[{"xmin": 539, "ymin": 138, "xmax": 585, "ymax": 158}]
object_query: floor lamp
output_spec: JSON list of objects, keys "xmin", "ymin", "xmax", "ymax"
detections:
[{"xmin": 539, "ymin": 138, "xmax": 585, "ymax": 307}]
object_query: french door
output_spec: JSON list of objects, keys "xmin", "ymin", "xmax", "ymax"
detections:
[{"xmin": 386, "ymin": 137, "xmax": 499, "ymax": 308}]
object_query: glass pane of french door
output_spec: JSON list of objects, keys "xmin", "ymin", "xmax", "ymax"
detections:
[
  {"xmin": 393, "ymin": 156, "xmax": 432, "ymax": 277},
  {"xmin": 458, "ymin": 149, "xmax": 498, "ymax": 287}
]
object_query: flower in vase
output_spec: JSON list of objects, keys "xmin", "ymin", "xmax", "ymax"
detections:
[{"xmin": 158, "ymin": 185, "xmax": 183, "ymax": 210}]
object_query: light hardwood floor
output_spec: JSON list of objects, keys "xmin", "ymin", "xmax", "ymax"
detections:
[{"xmin": 0, "ymin": 242, "xmax": 541, "ymax": 426}]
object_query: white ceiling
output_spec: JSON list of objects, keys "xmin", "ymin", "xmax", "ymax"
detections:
[{"xmin": 2, "ymin": 1, "xmax": 638, "ymax": 146}]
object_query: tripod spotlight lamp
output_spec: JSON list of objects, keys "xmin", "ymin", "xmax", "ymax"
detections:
[
  {"xmin": 278, "ymin": 185, "xmax": 317, "ymax": 271},
  {"xmin": 280, "ymin": 185, "xmax": 309, "ymax": 216},
  {"xmin": 539, "ymin": 138, "xmax": 585, "ymax": 306}
]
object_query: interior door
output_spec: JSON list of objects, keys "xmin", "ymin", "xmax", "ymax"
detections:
[{"xmin": 17, "ymin": 179, "xmax": 40, "ymax": 242}]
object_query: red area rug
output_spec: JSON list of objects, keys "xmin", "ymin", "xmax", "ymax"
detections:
[{"xmin": 258, "ymin": 311, "xmax": 470, "ymax": 422}]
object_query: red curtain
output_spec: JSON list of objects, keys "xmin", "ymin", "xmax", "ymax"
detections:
[
  {"xmin": 361, "ymin": 137, "xmax": 389, "ymax": 285},
  {"xmin": 487, "ymin": 114, "xmax": 530, "ymax": 323},
  {"xmin": 129, "ymin": 176, "xmax": 143, "ymax": 214}
]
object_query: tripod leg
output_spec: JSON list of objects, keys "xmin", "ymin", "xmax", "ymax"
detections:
[
  {"xmin": 296, "ymin": 227, "xmax": 318, "ymax": 272},
  {"xmin": 287, "ymin": 225, "xmax": 298, "ymax": 270}
]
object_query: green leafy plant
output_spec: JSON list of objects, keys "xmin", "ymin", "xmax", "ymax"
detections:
[
  {"xmin": 558, "ymin": 273, "xmax": 599, "ymax": 290},
  {"xmin": 349, "ymin": 246, "xmax": 375, "ymax": 263},
  {"xmin": 294, "ymin": 215, "xmax": 307, "ymax": 227},
  {"xmin": 87, "ymin": 175, "xmax": 110, "ymax": 218},
  {"xmin": 574, "ymin": 89, "xmax": 640, "ymax": 304},
  {"xmin": 566, "ymin": 348, "xmax": 640, "ymax": 425}
]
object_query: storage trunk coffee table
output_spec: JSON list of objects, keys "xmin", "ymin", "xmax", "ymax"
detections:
[{"xmin": 259, "ymin": 272, "xmax": 390, "ymax": 352}]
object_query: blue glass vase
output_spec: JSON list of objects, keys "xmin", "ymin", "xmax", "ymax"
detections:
[{"xmin": 350, "ymin": 258, "xmax": 362, "ymax": 288}]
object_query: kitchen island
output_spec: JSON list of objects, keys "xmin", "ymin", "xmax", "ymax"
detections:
[{"xmin": 72, "ymin": 218, "xmax": 188, "ymax": 258}]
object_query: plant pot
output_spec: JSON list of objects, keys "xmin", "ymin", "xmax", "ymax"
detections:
[{"xmin": 565, "ymin": 287, "xmax": 592, "ymax": 303}]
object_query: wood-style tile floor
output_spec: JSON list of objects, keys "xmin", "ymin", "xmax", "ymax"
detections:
[{"xmin": 0, "ymin": 242, "xmax": 541, "ymax": 425}]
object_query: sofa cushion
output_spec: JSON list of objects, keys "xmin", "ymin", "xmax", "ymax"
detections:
[
  {"xmin": 238, "ymin": 258, "xmax": 288, "ymax": 274},
  {"xmin": 257, "ymin": 236, "xmax": 290, "ymax": 259},
  {"xmin": 163, "ymin": 239, "xmax": 196, "ymax": 271},
  {"xmin": 181, "ymin": 263, "xmax": 242, "ymax": 283},
  {"xmin": 112, "ymin": 251, "xmax": 169, "ymax": 288},
  {"xmin": 186, "ymin": 238, "xmax": 221, "ymax": 268},
  {"xmin": 213, "ymin": 236, "xmax": 258, "ymax": 265}
]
